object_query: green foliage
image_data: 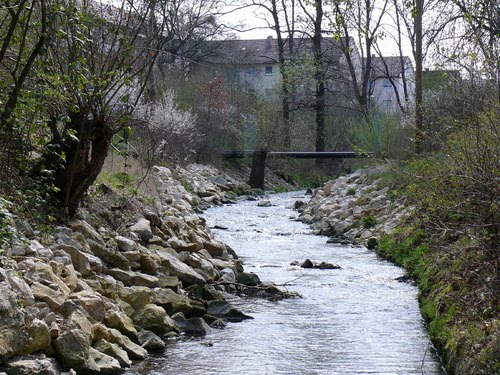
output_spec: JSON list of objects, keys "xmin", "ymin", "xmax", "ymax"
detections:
[
  {"xmin": 0, "ymin": 197, "xmax": 14, "ymax": 248},
  {"xmin": 349, "ymin": 111, "xmax": 411, "ymax": 159},
  {"xmin": 403, "ymin": 108, "xmax": 499, "ymax": 251},
  {"xmin": 97, "ymin": 171, "xmax": 135, "ymax": 192},
  {"xmin": 362, "ymin": 215, "xmax": 377, "ymax": 228},
  {"xmin": 346, "ymin": 187, "xmax": 356, "ymax": 196}
]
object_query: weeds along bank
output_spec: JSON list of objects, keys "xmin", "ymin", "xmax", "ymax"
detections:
[
  {"xmin": 299, "ymin": 165, "xmax": 499, "ymax": 374},
  {"xmin": 0, "ymin": 163, "xmax": 292, "ymax": 374}
]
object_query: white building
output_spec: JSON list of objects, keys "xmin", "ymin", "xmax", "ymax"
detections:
[{"xmin": 367, "ymin": 56, "xmax": 415, "ymax": 112}]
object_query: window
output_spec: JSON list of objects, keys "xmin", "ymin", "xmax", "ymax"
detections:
[
  {"xmin": 383, "ymin": 79, "xmax": 391, "ymax": 87},
  {"xmin": 265, "ymin": 66, "xmax": 273, "ymax": 75}
]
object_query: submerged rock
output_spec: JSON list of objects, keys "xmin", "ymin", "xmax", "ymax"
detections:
[{"xmin": 206, "ymin": 300, "xmax": 253, "ymax": 322}]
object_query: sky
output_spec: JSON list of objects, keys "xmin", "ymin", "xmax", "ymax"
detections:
[{"xmin": 220, "ymin": 3, "xmax": 414, "ymax": 59}]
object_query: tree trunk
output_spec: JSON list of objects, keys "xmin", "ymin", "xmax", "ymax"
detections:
[
  {"xmin": 38, "ymin": 115, "xmax": 111, "ymax": 217},
  {"xmin": 312, "ymin": 0, "xmax": 325, "ymax": 167},
  {"xmin": 249, "ymin": 149, "xmax": 267, "ymax": 189},
  {"xmin": 414, "ymin": 0, "xmax": 424, "ymax": 154},
  {"xmin": 271, "ymin": 0, "xmax": 291, "ymax": 150}
]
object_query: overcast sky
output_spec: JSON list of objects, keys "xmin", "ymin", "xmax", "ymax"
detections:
[{"xmin": 221, "ymin": 4, "xmax": 414, "ymax": 59}]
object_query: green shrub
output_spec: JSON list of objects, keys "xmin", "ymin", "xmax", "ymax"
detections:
[
  {"xmin": 349, "ymin": 111, "xmax": 412, "ymax": 159},
  {"xmin": 346, "ymin": 187, "xmax": 356, "ymax": 196},
  {"xmin": 362, "ymin": 215, "xmax": 377, "ymax": 228}
]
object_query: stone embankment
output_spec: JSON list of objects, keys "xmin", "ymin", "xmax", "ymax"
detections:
[
  {"xmin": 297, "ymin": 166, "xmax": 410, "ymax": 248},
  {"xmin": 0, "ymin": 163, "xmax": 290, "ymax": 374}
]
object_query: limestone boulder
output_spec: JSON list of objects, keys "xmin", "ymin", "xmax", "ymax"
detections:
[
  {"xmin": 7, "ymin": 276, "xmax": 35, "ymax": 306},
  {"xmin": 132, "ymin": 304, "xmax": 176, "ymax": 336},
  {"xmin": 104, "ymin": 310, "xmax": 138, "ymax": 340},
  {"xmin": 92, "ymin": 325, "xmax": 148, "ymax": 360},
  {"xmin": 87, "ymin": 240, "xmax": 130, "ymax": 271},
  {"xmin": 206, "ymin": 300, "xmax": 253, "ymax": 322},
  {"xmin": 88, "ymin": 347, "xmax": 122, "ymax": 374},
  {"xmin": 55, "ymin": 244, "xmax": 94, "ymax": 276},
  {"xmin": 54, "ymin": 329, "xmax": 98, "ymax": 373},
  {"xmin": 114, "ymin": 236, "xmax": 137, "ymax": 252},
  {"xmin": 1, "ymin": 356, "xmax": 59, "ymax": 375},
  {"xmin": 119, "ymin": 286, "xmax": 154, "ymax": 311},
  {"xmin": 137, "ymin": 330, "xmax": 165, "ymax": 351},
  {"xmin": 153, "ymin": 288, "xmax": 206, "ymax": 317},
  {"xmin": 0, "ymin": 284, "xmax": 26, "ymax": 361},
  {"xmin": 30, "ymin": 282, "xmax": 67, "ymax": 312},
  {"xmin": 93, "ymin": 339, "xmax": 131, "ymax": 368},
  {"xmin": 68, "ymin": 291, "xmax": 106, "ymax": 322},
  {"xmin": 23, "ymin": 319, "xmax": 51, "ymax": 355},
  {"xmin": 130, "ymin": 219, "xmax": 153, "ymax": 242},
  {"xmin": 155, "ymin": 249, "xmax": 206, "ymax": 285},
  {"xmin": 70, "ymin": 220, "xmax": 105, "ymax": 245}
]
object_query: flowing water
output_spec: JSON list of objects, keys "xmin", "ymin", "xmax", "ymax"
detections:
[{"xmin": 129, "ymin": 191, "xmax": 443, "ymax": 375}]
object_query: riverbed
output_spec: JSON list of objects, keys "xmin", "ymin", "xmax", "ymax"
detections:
[{"xmin": 129, "ymin": 191, "xmax": 443, "ymax": 374}]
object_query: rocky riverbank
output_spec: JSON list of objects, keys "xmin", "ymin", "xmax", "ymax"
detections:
[
  {"xmin": 0, "ymin": 163, "xmax": 292, "ymax": 374},
  {"xmin": 297, "ymin": 165, "xmax": 499, "ymax": 374},
  {"xmin": 297, "ymin": 165, "xmax": 409, "ymax": 248}
]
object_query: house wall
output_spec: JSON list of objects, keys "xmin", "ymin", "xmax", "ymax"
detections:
[
  {"xmin": 370, "ymin": 60, "xmax": 415, "ymax": 112},
  {"xmin": 235, "ymin": 63, "xmax": 282, "ymax": 95}
]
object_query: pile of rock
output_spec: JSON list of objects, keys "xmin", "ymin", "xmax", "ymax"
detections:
[
  {"xmin": 0, "ymin": 164, "xmax": 283, "ymax": 374},
  {"xmin": 172, "ymin": 163, "xmax": 293, "ymax": 208},
  {"xmin": 297, "ymin": 166, "xmax": 411, "ymax": 248}
]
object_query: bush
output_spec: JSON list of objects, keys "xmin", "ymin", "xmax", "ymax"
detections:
[
  {"xmin": 346, "ymin": 187, "xmax": 356, "ymax": 196},
  {"xmin": 362, "ymin": 215, "xmax": 377, "ymax": 228},
  {"xmin": 350, "ymin": 111, "xmax": 412, "ymax": 159},
  {"xmin": 404, "ymin": 107, "xmax": 499, "ymax": 258}
]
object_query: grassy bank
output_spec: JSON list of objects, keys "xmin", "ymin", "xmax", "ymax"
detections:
[{"xmin": 376, "ymin": 215, "xmax": 498, "ymax": 374}]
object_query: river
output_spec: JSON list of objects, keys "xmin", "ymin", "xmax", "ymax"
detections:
[{"xmin": 129, "ymin": 191, "xmax": 443, "ymax": 375}]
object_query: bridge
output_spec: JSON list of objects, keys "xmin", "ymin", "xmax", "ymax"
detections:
[
  {"xmin": 222, "ymin": 151, "xmax": 373, "ymax": 159},
  {"xmin": 221, "ymin": 150, "xmax": 373, "ymax": 189}
]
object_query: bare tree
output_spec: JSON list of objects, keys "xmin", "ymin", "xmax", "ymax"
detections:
[
  {"xmin": 35, "ymin": 0, "xmax": 167, "ymax": 215},
  {"xmin": 414, "ymin": 0, "xmax": 424, "ymax": 154},
  {"xmin": 328, "ymin": 0, "xmax": 390, "ymax": 118}
]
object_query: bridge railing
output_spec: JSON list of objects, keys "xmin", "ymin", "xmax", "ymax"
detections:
[{"xmin": 221, "ymin": 151, "xmax": 374, "ymax": 159}]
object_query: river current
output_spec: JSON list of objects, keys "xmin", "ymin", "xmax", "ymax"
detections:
[{"xmin": 129, "ymin": 191, "xmax": 443, "ymax": 375}]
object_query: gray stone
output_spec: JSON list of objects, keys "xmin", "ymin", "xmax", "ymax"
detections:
[
  {"xmin": 155, "ymin": 249, "xmax": 206, "ymax": 285},
  {"xmin": 0, "ymin": 285, "xmax": 26, "ymax": 361},
  {"xmin": 236, "ymin": 272, "xmax": 261, "ymax": 286},
  {"xmin": 92, "ymin": 325, "xmax": 148, "ymax": 360},
  {"xmin": 257, "ymin": 200, "xmax": 272, "ymax": 207},
  {"xmin": 115, "ymin": 236, "xmax": 137, "ymax": 252},
  {"xmin": 206, "ymin": 300, "xmax": 253, "ymax": 322},
  {"xmin": 130, "ymin": 219, "xmax": 153, "ymax": 242},
  {"xmin": 7, "ymin": 276, "xmax": 35, "ymax": 306},
  {"xmin": 87, "ymin": 239, "xmax": 130, "ymax": 271},
  {"xmin": 132, "ymin": 304, "xmax": 176, "ymax": 336},
  {"xmin": 2, "ymin": 356, "xmax": 59, "ymax": 375},
  {"xmin": 184, "ymin": 317, "xmax": 211, "ymax": 336},
  {"xmin": 23, "ymin": 319, "xmax": 51, "ymax": 355},
  {"xmin": 70, "ymin": 220, "xmax": 105, "ymax": 245},
  {"xmin": 137, "ymin": 330, "xmax": 166, "ymax": 351},
  {"xmin": 88, "ymin": 347, "xmax": 122, "ymax": 374},
  {"xmin": 54, "ymin": 329, "xmax": 97, "ymax": 373},
  {"xmin": 93, "ymin": 339, "xmax": 131, "ymax": 368}
]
